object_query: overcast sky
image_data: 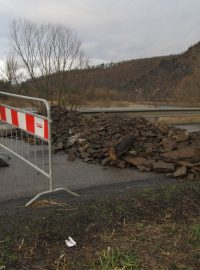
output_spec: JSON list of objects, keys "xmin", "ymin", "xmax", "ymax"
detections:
[{"xmin": 0, "ymin": 0, "xmax": 200, "ymax": 65}]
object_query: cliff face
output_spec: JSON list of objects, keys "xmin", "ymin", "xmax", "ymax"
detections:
[{"xmin": 119, "ymin": 42, "xmax": 200, "ymax": 102}]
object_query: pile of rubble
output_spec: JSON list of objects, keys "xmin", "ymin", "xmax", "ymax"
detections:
[{"xmin": 51, "ymin": 106, "xmax": 200, "ymax": 180}]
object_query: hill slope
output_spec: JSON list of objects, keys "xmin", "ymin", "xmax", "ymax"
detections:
[
  {"xmin": 119, "ymin": 42, "xmax": 200, "ymax": 102},
  {"xmin": 21, "ymin": 42, "xmax": 200, "ymax": 104}
]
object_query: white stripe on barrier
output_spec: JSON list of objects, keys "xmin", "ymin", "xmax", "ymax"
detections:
[
  {"xmin": 5, "ymin": 108, "xmax": 12, "ymax": 125},
  {"xmin": 35, "ymin": 117, "xmax": 45, "ymax": 138},
  {"xmin": 18, "ymin": 111, "xmax": 27, "ymax": 131}
]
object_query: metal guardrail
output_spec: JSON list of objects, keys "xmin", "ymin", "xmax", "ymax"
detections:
[{"xmin": 79, "ymin": 107, "xmax": 200, "ymax": 117}]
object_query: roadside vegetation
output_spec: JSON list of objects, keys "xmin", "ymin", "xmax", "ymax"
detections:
[{"xmin": 0, "ymin": 182, "xmax": 200, "ymax": 269}]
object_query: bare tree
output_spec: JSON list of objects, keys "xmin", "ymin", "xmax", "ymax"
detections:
[
  {"xmin": 10, "ymin": 19, "xmax": 88, "ymax": 105},
  {"xmin": 0, "ymin": 53, "xmax": 23, "ymax": 87}
]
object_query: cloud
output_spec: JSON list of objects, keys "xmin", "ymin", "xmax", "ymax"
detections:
[{"xmin": 0, "ymin": 0, "xmax": 200, "ymax": 64}]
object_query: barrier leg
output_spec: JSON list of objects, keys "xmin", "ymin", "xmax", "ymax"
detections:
[
  {"xmin": 25, "ymin": 188, "xmax": 80, "ymax": 207},
  {"xmin": 0, "ymin": 152, "xmax": 11, "ymax": 160}
]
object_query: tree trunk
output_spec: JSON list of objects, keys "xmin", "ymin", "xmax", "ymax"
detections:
[{"xmin": 109, "ymin": 133, "xmax": 137, "ymax": 161}]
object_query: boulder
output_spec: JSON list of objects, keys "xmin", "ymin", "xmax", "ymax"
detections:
[
  {"xmin": 128, "ymin": 150, "xmax": 137, "ymax": 156},
  {"xmin": 137, "ymin": 165, "xmax": 151, "ymax": 172},
  {"xmin": 173, "ymin": 166, "xmax": 187, "ymax": 177},
  {"xmin": 177, "ymin": 160, "xmax": 194, "ymax": 167},
  {"xmin": 125, "ymin": 156, "xmax": 154, "ymax": 168},
  {"xmin": 161, "ymin": 146, "xmax": 196, "ymax": 160},
  {"xmin": 173, "ymin": 131, "xmax": 190, "ymax": 142},
  {"xmin": 153, "ymin": 160, "xmax": 174, "ymax": 172},
  {"xmin": 161, "ymin": 138, "xmax": 176, "ymax": 152},
  {"xmin": 67, "ymin": 152, "xmax": 76, "ymax": 161}
]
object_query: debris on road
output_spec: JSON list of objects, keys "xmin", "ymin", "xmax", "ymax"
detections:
[
  {"xmin": 50, "ymin": 106, "xmax": 200, "ymax": 180},
  {"xmin": 1, "ymin": 106, "xmax": 200, "ymax": 180}
]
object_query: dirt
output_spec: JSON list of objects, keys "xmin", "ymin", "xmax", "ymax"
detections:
[{"xmin": 0, "ymin": 182, "xmax": 200, "ymax": 270}]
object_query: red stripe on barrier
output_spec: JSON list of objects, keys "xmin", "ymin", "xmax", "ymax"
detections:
[
  {"xmin": 26, "ymin": 114, "xmax": 35, "ymax": 134},
  {"xmin": 0, "ymin": 105, "xmax": 49, "ymax": 141},
  {"xmin": 0, "ymin": 106, "xmax": 6, "ymax": 121},
  {"xmin": 44, "ymin": 119, "xmax": 48, "ymax": 140},
  {"xmin": 11, "ymin": 109, "xmax": 19, "ymax": 127}
]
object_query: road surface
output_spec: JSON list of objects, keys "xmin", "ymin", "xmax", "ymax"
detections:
[{"xmin": 0, "ymin": 150, "xmax": 177, "ymax": 203}]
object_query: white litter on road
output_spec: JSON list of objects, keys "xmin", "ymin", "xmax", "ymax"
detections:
[{"xmin": 65, "ymin": 236, "xmax": 76, "ymax": 247}]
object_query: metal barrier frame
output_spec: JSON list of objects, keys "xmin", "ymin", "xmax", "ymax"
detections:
[{"xmin": 0, "ymin": 91, "xmax": 79, "ymax": 206}]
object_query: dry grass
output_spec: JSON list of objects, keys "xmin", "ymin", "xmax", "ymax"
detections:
[
  {"xmin": 0, "ymin": 183, "xmax": 200, "ymax": 269},
  {"xmin": 158, "ymin": 115, "xmax": 200, "ymax": 125},
  {"xmin": 83, "ymin": 100, "xmax": 148, "ymax": 108}
]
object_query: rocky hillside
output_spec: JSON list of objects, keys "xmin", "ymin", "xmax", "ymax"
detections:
[
  {"xmin": 64, "ymin": 41, "xmax": 200, "ymax": 104},
  {"xmin": 120, "ymin": 42, "xmax": 200, "ymax": 103},
  {"xmin": 17, "ymin": 41, "xmax": 200, "ymax": 104}
]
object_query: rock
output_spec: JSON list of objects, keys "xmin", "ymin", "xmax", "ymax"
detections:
[
  {"xmin": 0, "ymin": 158, "xmax": 9, "ymax": 167},
  {"xmin": 153, "ymin": 160, "xmax": 175, "ymax": 172},
  {"xmin": 68, "ymin": 147, "xmax": 76, "ymax": 154},
  {"xmin": 124, "ymin": 157, "xmax": 147, "ymax": 167},
  {"xmin": 194, "ymin": 147, "xmax": 200, "ymax": 161},
  {"xmin": 80, "ymin": 152, "xmax": 90, "ymax": 159},
  {"xmin": 98, "ymin": 127, "xmax": 105, "ymax": 131},
  {"xmin": 144, "ymin": 131, "xmax": 157, "ymax": 137},
  {"xmin": 87, "ymin": 148, "xmax": 96, "ymax": 155},
  {"xmin": 67, "ymin": 152, "xmax": 76, "ymax": 161},
  {"xmin": 137, "ymin": 166, "xmax": 151, "ymax": 172},
  {"xmin": 172, "ymin": 130, "xmax": 190, "ymax": 142},
  {"xmin": 193, "ymin": 162, "xmax": 200, "ymax": 167},
  {"xmin": 89, "ymin": 143, "xmax": 102, "ymax": 149},
  {"xmin": 125, "ymin": 156, "xmax": 155, "ymax": 168},
  {"xmin": 88, "ymin": 134, "xmax": 102, "ymax": 143},
  {"xmin": 52, "ymin": 144, "xmax": 63, "ymax": 154},
  {"xmin": 177, "ymin": 160, "xmax": 194, "ymax": 167},
  {"xmin": 109, "ymin": 134, "xmax": 136, "ymax": 161},
  {"xmin": 116, "ymin": 160, "xmax": 126, "ymax": 168},
  {"xmin": 83, "ymin": 158, "xmax": 92, "ymax": 163},
  {"xmin": 95, "ymin": 151, "xmax": 105, "ymax": 160},
  {"xmin": 102, "ymin": 157, "xmax": 111, "ymax": 166},
  {"xmin": 156, "ymin": 124, "xmax": 169, "ymax": 135},
  {"xmin": 145, "ymin": 143, "xmax": 155, "ymax": 154},
  {"xmin": 57, "ymin": 142, "xmax": 64, "ymax": 149},
  {"xmin": 191, "ymin": 167, "xmax": 200, "ymax": 173},
  {"xmin": 187, "ymin": 174, "xmax": 195, "ymax": 181},
  {"xmin": 128, "ymin": 150, "xmax": 137, "ymax": 156},
  {"xmin": 161, "ymin": 146, "xmax": 196, "ymax": 160},
  {"xmin": 177, "ymin": 141, "xmax": 189, "ymax": 149},
  {"xmin": 77, "ymin": 138, "xmax": 87, "ymax": 145},
  {"xmin": 161, "ymin": 138, "xmax": 176, "ymax": 152},
  {"xmin": 173, "ymin": 166, "xmax": 187, "ymax": 177},
  {"xmin": 78, "ymin": 144, "xmax": 88, "ymax": 153},
  {"xmin": 67, "ymin": 133, "xmax": 80, "ymax": 146}
]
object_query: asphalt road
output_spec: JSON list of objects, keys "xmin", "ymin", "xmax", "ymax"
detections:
[{"xmin": 0, "ymin": 149, "xmax": 178, "ymax": 203}]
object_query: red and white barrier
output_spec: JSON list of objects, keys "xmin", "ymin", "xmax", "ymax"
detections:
[
  {"xmin": 0, "ymin": 91, "xmax": 79, "ymax": 207},
  {"xmin": 0, "ymin": 105, "xmax": 48, "ymax": 141}
]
